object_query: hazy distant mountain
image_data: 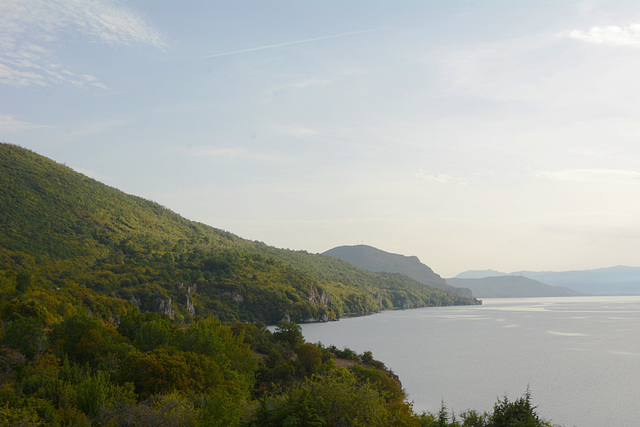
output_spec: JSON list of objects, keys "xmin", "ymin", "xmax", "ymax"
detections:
[
  {"xmin": 453, "ymin": 269, "xmax": 508, "ymax": 279},
  {"xmin": 323, "ymin": 245, "xmax": 473, "ymax": 298},
  {"xmin": 454, "ymin": 266, "xmax": 640, "ymax": 296},
  {"xmin": 446, "ymin": 276, "xmax": 581, "ymax": 298}
]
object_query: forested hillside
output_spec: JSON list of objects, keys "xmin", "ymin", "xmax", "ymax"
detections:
[
  {"xmin": 0, "ymin": 143, "xmax": 561, "ymax": 426},
  {"xmin": 0, "ymin": 143, "xmax": 477, "ymax": 325}
]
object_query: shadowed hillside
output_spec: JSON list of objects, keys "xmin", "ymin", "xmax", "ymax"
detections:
[{"xmin": 323, "ymin": 245, "xmax": 473, "ymax": 298}]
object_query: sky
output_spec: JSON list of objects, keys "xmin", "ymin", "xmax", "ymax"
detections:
[{"xmin": 3, "ymin": 0, "xmax": 640, "ymax": 277}]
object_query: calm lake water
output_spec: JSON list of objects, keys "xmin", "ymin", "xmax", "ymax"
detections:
[{"xmin": 300, "ymin": 296, "xmax": 640, "ymax": 427}]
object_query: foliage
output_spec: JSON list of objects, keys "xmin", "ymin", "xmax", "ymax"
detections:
[
  {"xmin": 0, "ymin": 142, "xmax": 479, "ymax": 325},
  {"xmin": 0, "ymin": 143, "xmax": 559, "ymax": 426},
  {"xmin": 248, "ymin": 368, "xmax": 413, "ymax": 426},
  {"xmin": 419, "ymin": 390, "xmax": 560, "ymax": 427}
]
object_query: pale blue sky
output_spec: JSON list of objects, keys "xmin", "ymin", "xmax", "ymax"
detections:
[{"xmin": 3, "ymin": 0, "xmax": 640, "ymax": 276}]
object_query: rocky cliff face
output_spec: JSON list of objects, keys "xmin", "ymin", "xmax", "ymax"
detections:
[
  {"xmin": 156, "ymin": 296, "xmax": 175, "ymax": 319},
  {"xmin": 308, "ymin": 286, "xmax": 331, "ymax": 308}
]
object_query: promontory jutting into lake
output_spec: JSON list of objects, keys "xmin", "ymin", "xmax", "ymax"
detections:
[{"xmin": 301, "ymin": 296, "xmax": 640, "ymax": 427}]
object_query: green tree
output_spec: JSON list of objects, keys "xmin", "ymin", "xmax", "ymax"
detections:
[
  {"xmin": 49, "ymin": 313, "xmax": 120, "ymax": 366},
  {"xmin": 272, "ymin": 321, "xmax": 304, "ymax": 350},
  {"xmin": 250, "ymin": 368, "xmax": 403, "ymax": 426},
  {"xmin": 296, "ymin": 343, "xmax": 323, "ymax": 377},
  {"xmin": 118, "ymin": 347, "xmax": 224, "ymax": 398},
  {"xmin": 1, "ymin": 317, "xmax": 47, "ymax": 359},
  {"xmin": 490, "ymin": 390, "xmax": 545, "ymax": 427}
]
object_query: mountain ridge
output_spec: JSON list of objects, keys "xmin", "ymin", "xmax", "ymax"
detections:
[
  {"xmin": 454, "ymin": 266, "xmax": 640, "ymax": 295},
  {"xmin": 0, "ymin": 143, "xmax": 478, "ymax": 324},
  {"xmin": 323, "ymin": 244, "xmax": 473, "ymax": 298},
  {"xmin": 446, "ymin": 275, "xmax": 581, "ymax": 298}
]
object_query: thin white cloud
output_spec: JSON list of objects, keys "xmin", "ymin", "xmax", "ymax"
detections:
[
  {"xmin": 65, "ymin": 119, "xmax": 130, "ymax": 139},
  {"xmin": 271, "ymin": 125, "xmax": 318, "ymax": 138},
  {"xmin": 194, "ymin": 147, "xmax": 287, "ymax": 164},
  {"xmin": 266, "ymin": 77, "xmax": 333, "ymax": 97},
  {"xmin": 415, "ymin": 169, "xmax": 466, "ymax": 184},
  {"xmin": 291, "ymin": 78, "xmax": 333, "ymax": 89},
  {"xmin": 566, "ymin": 23, "xmax": 640, "ymax": 46},
  {"xmin": 0, "ymin": 0, "xmax": 165, "ymax": 88},
  {"xmin": 201, "ymin": 27, "xmax": 384, "ymax": 59},
  {"xmin": 0, "ymin": 114, "xmax": 47, "ymax": 131},
  {"xmin": 537, "ymin": 168, "xmax": 640, "ymax": 183},
  {"xmin": 197, "ymin": 147, "xmax": 249, "ymax": 159}
]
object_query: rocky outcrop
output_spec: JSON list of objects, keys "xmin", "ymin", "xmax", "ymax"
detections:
[
  {"xmin": 401, "ymin": 299, "xmax": 413, "ymax": 310},
  {"xmin": 186, "ymin": 286, "xmax": 196, "ymax": 317},
  {"xmin": 308, "ymin": 286, "xmax": 331, "ymax": 308},
  {"xmin": 221, "ymin": 291, "xmax": 244, "ymax": 302},
  {"xmin": 372, "ymin": 293, "xmax": 383, "ymax": 307},
  {"xmin": 156, "ymin": 296, "xmax": 175, "ymax": 319},
  {"xmin": 129, "ymin": 294, "xmax": 141, "ymax": 309}
]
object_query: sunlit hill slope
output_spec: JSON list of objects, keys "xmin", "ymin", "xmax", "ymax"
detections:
[{"xmin": 0, "ymin": 143, "xmax": 478, "ymax": 324}]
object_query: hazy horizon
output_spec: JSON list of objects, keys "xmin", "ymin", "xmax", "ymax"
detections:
[{"xmin": 3, "ymin": 1, "xmax": 640, "ymax": 277}]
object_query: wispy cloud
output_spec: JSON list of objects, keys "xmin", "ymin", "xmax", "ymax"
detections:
[
  {"xmin": 416, "ymin": 169, "xmax": 466, "ymax": 184},
  {"xmin": 537, "ymin": 168, "xmax": 640, "ymax": 183},
  {"xmin": 194, "ymin": 147, "xmax": 287, "ymax": 164},
  {"xmin": 0, "ymin": 114, "xmax": 48, "ymax": 131},
  {"xmin": 565, "ymin": 23, "xmax": 640, "ymax": 47},
  {"xmin": 197, "ymin": 147, "xmax": 250, "ymax": 159},
  {"xmin": 270, "ymin": 125, "xmax": 318, "ymax": 138},
  {"xmin": 0, "ymin": 0, "xmax": 165, "ymax": 88},
  {"xmin": 266, "ymin": 77, "xmax": 333, "ymax": 97},
  {"xmin": 65, "ymin": 119, "xmax": 130, "ymax": 139},
  {"xmin": 201, "ymin": 27, "xmax": 384, "ymax": 59}
]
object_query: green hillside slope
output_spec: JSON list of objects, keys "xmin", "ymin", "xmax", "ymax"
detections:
[{"xmin": 0, "ymin": 143, "xmax": 478, "ymax": 324}]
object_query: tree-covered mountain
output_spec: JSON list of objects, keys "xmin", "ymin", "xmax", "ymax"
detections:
[
  {"xmin": 446, "ymin": 276, "xmax": 581, "ymax": 298},
  {"xmin": 0, "ymin": 143, "xmax": 561, "ymax": 426},
  {"xmin": 0, "ymin": 143, "xmax": 478, "ymax": 325},
  {"xmin": 323, "ymin": 245, "xmax": 473, "ymax": 298}
]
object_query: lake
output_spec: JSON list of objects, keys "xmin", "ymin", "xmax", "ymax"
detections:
[{"xmin": 300, "ymin": 296, "xmax": 640, "ymax": 427}]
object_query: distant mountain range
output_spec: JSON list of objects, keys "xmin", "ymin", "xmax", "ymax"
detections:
[
  {"xmin": 454, "ymin": 266, "xmax": 640, "ymax": 296},
  {"xmin": 323, "ymin": 245, "xmax": 473, "ymax": 298},
  {"xmin": 446, "ymin": 276, "xmax": 581, "ymax": 298}
]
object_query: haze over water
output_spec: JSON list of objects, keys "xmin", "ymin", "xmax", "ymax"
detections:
[{"xmin": 300, "ymin": 296, "xmax": 640, "ymax": 427}]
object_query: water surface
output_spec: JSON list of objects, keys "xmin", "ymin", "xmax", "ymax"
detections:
[{"xmin": 300, "ymin": 296, "xmax": 640, "ymax": 427}]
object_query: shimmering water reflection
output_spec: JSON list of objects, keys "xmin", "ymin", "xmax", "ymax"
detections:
[{"xmin": 300, "ymin": 296, "xmax": 640, "ymax": 427}]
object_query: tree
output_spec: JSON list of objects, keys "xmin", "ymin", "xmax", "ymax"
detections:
[
  {"xmin": 296, "ymin": 343, "xmax": 323, "ymax": 377},
  {"xmin": 118, "ymin": 347, "xmax": 225, "ymax": 397},
  {"xmin": 490, "ymin": 389, "xmax": 545, "ymax": 427},
  {"xmin": 249, "ymin": 368, "xmax": 406, "ymax": 426},
  {"xmin": 49, "ymin": 312, "xmax": 120, "ymax": 366},
  {"xmin": 1, "ymin": 317, "xmax": 47, "ymax": 359},
  {"xmin": 272, "ymin": 321, "xmax": 304, "ymax": 349}
]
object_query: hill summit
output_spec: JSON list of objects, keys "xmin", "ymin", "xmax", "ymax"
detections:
[{"xmin": 323, "ymin": 245, "xmax": 472, "ymax": 298}]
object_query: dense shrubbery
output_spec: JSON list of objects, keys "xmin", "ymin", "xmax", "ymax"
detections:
[
  {"xmin": 0, "ymin": 285, "xmax": 559, "ymax": 426},
  {"xmin": 0, "ymin": 288, "xmax": 412, "ymax": 427}
]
